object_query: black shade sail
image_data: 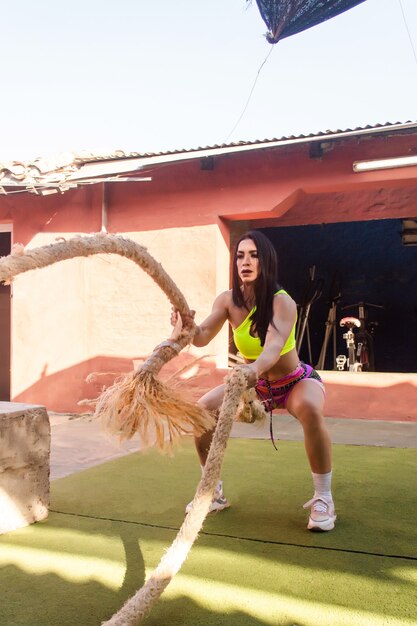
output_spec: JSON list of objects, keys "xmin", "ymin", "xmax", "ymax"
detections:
[{"xmin": 251, "ymin": 0, "xmax": 367, "ymax": 44}]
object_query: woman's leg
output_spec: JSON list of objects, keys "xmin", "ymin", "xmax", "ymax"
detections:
[
  {"xmin": 286, "ymin": 380, "xmax": 336, "ymax": 531},
  {"xmin": 194, "ymin": 384, "xmax": 226, "ymax": 466},
  {"xmin": 185, "ymin": 384, "xmax": 229, "ymax": 513},
  {"xmin": 285, "ymin": 380, "xmax": 331, "ymax": 473}
]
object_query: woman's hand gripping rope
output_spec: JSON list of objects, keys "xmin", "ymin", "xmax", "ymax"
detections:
[{"xmin": 170, "ymin": 306, "xmax": 195, "ymax": 342}]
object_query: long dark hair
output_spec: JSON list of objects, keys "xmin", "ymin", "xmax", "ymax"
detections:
[{"xmin": 232, "ymin": 230, "xmax": 280, "ymax": 345}]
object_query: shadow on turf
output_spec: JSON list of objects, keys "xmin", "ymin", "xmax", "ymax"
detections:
[
  {"xmin": 0, "ymin": 564, "xmax": 276, "ymax": 626},
  {"xmin": 0, "ymin": 569, "xmax": 272, "ymax": 626},
  {"xmin": 2, "ymin": 490, "xmax": 416, "ymax": 626},
  {"xmin": 0, "ymin": 523, "xmax": 146, "ymax": 626},
  {"xmin": 0, "ymin": 518, "xmax": 272, "ymax": 626},
  {"xmin": 2, "ymin": 514, "xmax": 416, "ymax": 626},
  {"xmin": 143, "ymin": 596, "xmax": 285, "ymax": 626}
]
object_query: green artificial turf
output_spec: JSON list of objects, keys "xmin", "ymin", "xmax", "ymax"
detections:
[{"xmin": 1, "ymin": 439, "xmax": 416, "ymax": 626}]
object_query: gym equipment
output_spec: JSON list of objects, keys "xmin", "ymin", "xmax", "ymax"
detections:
[
  {"xmin": 339, "ymin": 316, "xmax": 362, "ymax": 371},
  {"xmin": 340, "ymin": 301, "xmax": 384, "ymax": 371},
  {"xmin": 295, "ymin": 265, "xmax": 323, "ymax": 363},
  {"xmin": 316, "ymin": 274, "xmax": 341, "ymax": 370}
]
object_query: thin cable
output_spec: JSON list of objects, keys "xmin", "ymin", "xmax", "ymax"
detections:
[
  {"xmin": 225, "ymin": 45, "xmax": 275, "ymax": 143},
  {"xmin": 398, "ymin": 0, "xmax": 417, "ymax": 69}
]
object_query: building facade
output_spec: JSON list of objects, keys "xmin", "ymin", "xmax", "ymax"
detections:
[{"xmin": 1, "ymin": 122, "xmax": 417, "ymax": 419}]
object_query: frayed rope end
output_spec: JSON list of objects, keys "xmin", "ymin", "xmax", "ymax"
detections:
[{"xmin": 94, "ymin": 369, "xmax": 214, "ymax": 453}]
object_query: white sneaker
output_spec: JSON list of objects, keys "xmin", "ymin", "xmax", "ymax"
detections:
[
  {"xmin": 186, "ymin": 480, "xmax": 230, "ymax": 515},
  {"xmin": 303, "ymin": 496, "xmax": 336, "ymax": 531}
]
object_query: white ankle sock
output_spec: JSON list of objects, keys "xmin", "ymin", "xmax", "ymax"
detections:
[{"xmin": 312, "ymin": 471, "xmax": 333, "ymax": 501}]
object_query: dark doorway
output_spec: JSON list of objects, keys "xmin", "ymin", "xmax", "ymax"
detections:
[
  {"xmin": 0, "ymin": 232, "xmax": 11, "ymax": 400},
  {"xmin": 262, "ymin": 219, "xmax": 417, "ymax": 373}
]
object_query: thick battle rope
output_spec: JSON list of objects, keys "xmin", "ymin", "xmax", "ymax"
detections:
[
  {"xmin": 0, "ymin": 233, "xmax": 264, "ymax": 624},
  {"xmin": 102, "ymin": 366, "xmax": 250, "ymax": 625}
]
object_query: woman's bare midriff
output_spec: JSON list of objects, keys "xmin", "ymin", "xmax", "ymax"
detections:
[{"xmin": 244, "ymin": 348, "xmax": 299, "ymax": 380}]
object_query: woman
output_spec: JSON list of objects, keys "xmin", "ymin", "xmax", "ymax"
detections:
[{"xmin": 171, "ymin": 230, "xmax": 336, "ymax": 532}]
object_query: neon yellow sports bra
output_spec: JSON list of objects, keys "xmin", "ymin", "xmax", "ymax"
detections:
[{"xmin": 233, "ymin": 289, "xmax": 296, "ymax": 360}]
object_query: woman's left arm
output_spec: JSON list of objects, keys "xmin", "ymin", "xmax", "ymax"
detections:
[{"xmin": 247, "ymin": 294, "xmax": 297, "ymax": 379}]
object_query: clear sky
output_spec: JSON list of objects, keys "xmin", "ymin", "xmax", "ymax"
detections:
[{"xmin": 2, "ymin": 0, "xmax": 416, "ymax": 161}]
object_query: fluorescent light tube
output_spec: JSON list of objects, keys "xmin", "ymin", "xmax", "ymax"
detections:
[{"xmin": 353, "ymin": 155, "xmax": 417, "ymax": 172}]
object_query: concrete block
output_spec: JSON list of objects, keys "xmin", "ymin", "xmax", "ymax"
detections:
[{"xmin": 0, "ymin": 402, "xmax": 50, "ymax": 534}]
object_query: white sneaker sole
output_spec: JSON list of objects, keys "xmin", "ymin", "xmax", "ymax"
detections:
[
  {"xmin": 307, "ymin": 514, "xmax": 336, "ymax": 532},
  {"xmin": 185, "ymin": 500, "xmax": 230, "ymax": 515}
]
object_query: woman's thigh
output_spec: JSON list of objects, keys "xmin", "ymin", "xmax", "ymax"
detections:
[
  {"xmin": 285, "ymin": 379, "xmax": 325, "ymax": 423},
  {"xmin": 198, "ymin": 384, "xmax": 226, "ymax": 411}
]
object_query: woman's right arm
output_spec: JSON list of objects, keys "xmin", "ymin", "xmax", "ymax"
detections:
[
  {"xmin": 192, "ymin": 291, "xmax": 230, "ymax": 347},
  {"xmin": 171, "ymin": 291, "xmax": 230, "ymax": 348}
]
